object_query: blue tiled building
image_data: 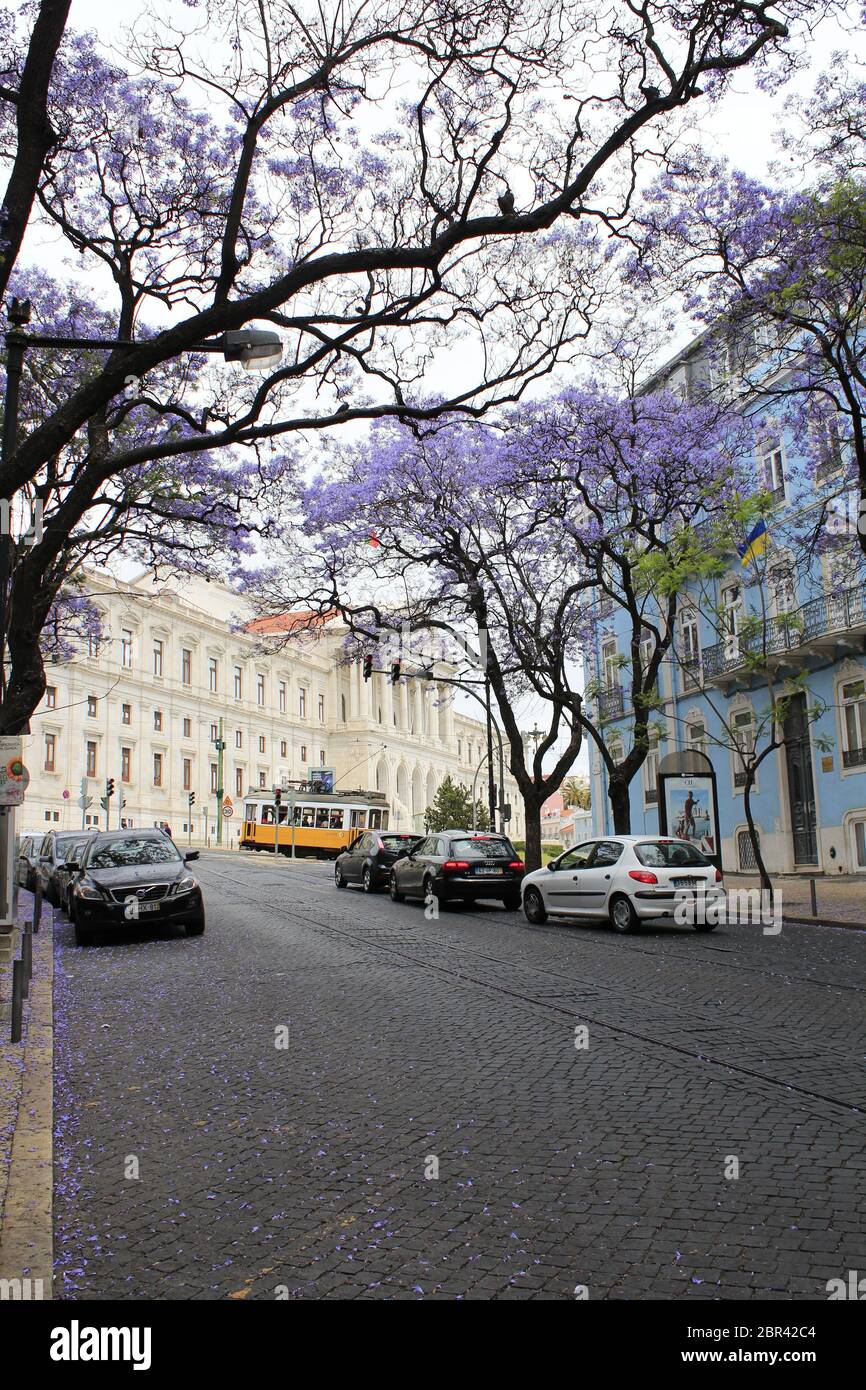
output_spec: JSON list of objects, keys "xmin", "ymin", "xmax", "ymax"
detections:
[{"xmin": 588, "ymin": 331, "xmax": 866, "ymax": 876}]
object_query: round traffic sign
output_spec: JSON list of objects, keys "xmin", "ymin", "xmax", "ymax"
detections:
[{"xmin": 222, "ymin": 805, "xmax": 234, "ymax": 818}]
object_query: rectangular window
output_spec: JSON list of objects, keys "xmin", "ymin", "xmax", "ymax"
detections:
[
  {"xmin": 681, "ymin": 610, "xmax": 701, "ymax": 689},
  {"xmin": 299, "ymin": 688, "xmax": 307, "ymax": 719},
  {"xmin": 121, "ymin": 629, "xmax": 133, "ymax": 668},
  {"xmin": 644, "ymin": 732, "xmax": 659, "ymax": 802},
  {"xmin": 153, "ymin": 752, "xmax": 163, "ymax": 787},
  {"xmin": 300, "ymin": 744, "xmax": 307, "ymax": 762},
  {"xmin": 236, "ymin": 768, "xmax": 244, "ymax": 796},
  {"xmin": 320, "ymin": 749, "xmax": 326, "ymax": 766},
  {"xmin": 153, "ymin": 710, "xmax": 163, "ymax": 732},
  {"xmin": 183, "ymin": 757, "xmax": 192, "ymax": 792},
  {"xmin": 86, "ymin": 740, "xmax": 97, "ymax": 777},
  {"xmin": 122, "ymin": 703, "xmax": 131, "ymax": 725},
  {"xmin": 759, "ymin": 438, "xmax": 785, "ymax": 497},
  {"xmin": 121, "ymin": 747, "xmax": 132, "ymax": 782},
  {"xmin": 234, "ymin": 665, "xmax": 243, "ymax": 700},
  {"xmin": 258, "ymin": 735, "xmax": 266, "ymax": 754},
  {"xmin": 183, "ymin": 717, "xmax": 191, "ymax": 739},
  {"xmin": 182, "ymin": 648, "xmax": 192, "ymax": 685},
  {"xmin": 235, "ymin": 730, "xmax": 242, "ymax": 749},
  {"xmin": 855, "ymin": 820, "xmax": 866, "ymax": 869},
  {"xmin": 259, "ymin": 771, "xmax": 267, "ymax": 789},
  {"xmin": 257, "ymin": 674, "xmax": 265, "ymax": 706},
  {"xmin": 209, "ymin": 658, "xmax": 218, "ymax": 693},
  {"xmin": 842, "ymin": 680, "xmax": 866, "ymax": 768},
  {"xmin": 280, "ymin": 740, "xmax": 287, "ymax": 758},
  {"xmin": 45, "ymin": 685, "xmax": 57, "ymax": 709},
  {"xmin": 153, "ymin": 639, "xmax": 163, "ymax": 677},
  {"xmin": 87, "ymin": 694, "xmax": 97, "ymax": 718},
  {"xmin": 318, "ymin": 693, "xmax": 325, "ymax": 722},
  {"xmin": 88, "ymin": 634, "xmax": 99, "ymax": 658},
  {"xmin": 210, "ymin": 723, "xmax": 218, "ymax": 742},
  {"xmin": 44, "ymin": 733, "xmax": 56, "ymax": 772},
  {"xmin": 279, "ymin": 681, "xmax": 287, "ymax": 713},
  {"xmin": 601, "ymin": 639, "xmax": 619, "ymax": 689},
  {"xmin": 210, "ymin": 763, "xmax": 218, "ymax": 794}
]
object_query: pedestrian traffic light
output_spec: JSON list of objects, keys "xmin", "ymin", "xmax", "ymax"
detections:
[
  {"xmin": 188, "ymin": 792, "xmax": 196, "ymax": 808},
  {"xmin": 274, "ymin": 788, "xmax": 282, "ymax": 806},
  {"xmin": 362, "ymin": 653, "xmax": 373, "ymax": 681},
  {"xmin": 390, "ymin": 658, "xmax": 401, "ymax": 684},
  {"xmin": 105, "ymin": 778, "xmax": 115, "ymax": 799}
]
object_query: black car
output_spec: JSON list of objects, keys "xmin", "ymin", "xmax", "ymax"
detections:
[
  {"xmin": 67, "ymin": 830, "xmax": 205, "ymax": 946},
  {"xmin": 56, "ymin": 835, "xmax": 94, "ymax": 915},
  {"xmin": 334, "ymin": 831, "xmax": 422, "ymax": 892},
  {"xmin": 37, "ymin": 830, "xmax": 90, "ymax": 906},
  {"xmin": 17, "ymin": 833, "xmax": 42, "ymax": 891},
  {"xmin": 389, "ymin": 831, "xmax": 524, "ymax": 909}
]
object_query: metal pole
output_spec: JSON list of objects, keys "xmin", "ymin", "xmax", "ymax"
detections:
[
  {"xmin": 21, "ymin": 922, "xmax": 32, "ymax": 991},
  {"xmin": 32, "ymin": 884, "xmax": 41, "ymax": 934},
  {"xmin": 471, "ymin": 751, "xmax": 490, "ymax": 833},
  {"xmin": 0, "ymin": 329, "xmax": 27, "ymax": 949},
  {"xmin": 216, "ymin": 718, "xmax": 224, "ymax": 846},
  {"xmin": 10, "ymin": 958, "xmax": 23, "ymax": 1043},
  {"xmin": 484, "ymin": 676, "xmax": 496, "ymax": 831},
  {"xmin": 810, "ymin": 877, "xmax": 817, "ymax": 916}
]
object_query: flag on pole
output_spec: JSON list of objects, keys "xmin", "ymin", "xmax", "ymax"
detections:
[{"xmin": 737, "ymin": 518, "xmax": 768, "ymax": 567}]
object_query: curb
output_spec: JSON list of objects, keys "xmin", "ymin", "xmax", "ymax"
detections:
[
  {"xmin": 0, "ymin": 908, "xmax": 53, "ymax": 1300},
  {"xmin": 781, "ymin": 913, "xmax": 866, "ymax": 933}
]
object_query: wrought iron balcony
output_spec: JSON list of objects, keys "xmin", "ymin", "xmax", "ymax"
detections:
[
  {"xmin": 596, "ymin": 683, "xmax": 624, "ymax": 720},
  {"xmin": 702, "ymin": 582, "xmax": 866, "ymax": 687},
  {"xmin": 843, "ymin": 746, "xmax": 866, "ymax": 769},
  {"xmin": 645, "ymin": 787, "xmax": 659, "ymax": 804},
  {"xmin": 733, "ymin": 769, "xmax": 749, "ymax": 788}
]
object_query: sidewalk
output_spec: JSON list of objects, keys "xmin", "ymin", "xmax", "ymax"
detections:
[
  {"xmin": 724, "ymin": 871, "xmax": 866, "ymax": 930},
  {"xmin": 0, "ymin": 896, "xmax": 53, "ymax": 1300}
]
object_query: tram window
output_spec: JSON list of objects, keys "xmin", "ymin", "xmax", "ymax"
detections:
[
  {"xmin": 382, "ymin": 811, "xmax": 389, "ymax": 829},
  {"xmin": 350, "ymin": 810, "xmax": 367, "ymax": 828},
  {"xmin": 315, "ymin": 808, "xmax": 330, "ymax": 828},
  {"xmin": 329, "ymin": 809, "xmax": 344, "ymax": 829},
  {"xmin": 276, "ymin": 805, "xmax": 288, "ymax": 824},
  {"xmin": 291, "ymin": 805, "xmax": 303, "ymax": 825},
  {"xmin": 261, "ymin": 807, "xmax": 275, "ymax": 824},
  {"xmin": 301, "ymin": 808, "xmax": 315, "ymax": 827},
  {"xmin": 368, "ymin": 809, "xmax": 382, "ymax": 829},
  {"xmin": 244, "ymin": 804, "xmax": 258, "ymax": 822}
]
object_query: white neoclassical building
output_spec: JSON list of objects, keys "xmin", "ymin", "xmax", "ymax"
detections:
[{"xmin": 19, "ymin": 570, "xmax": 523, "ymax": 845}]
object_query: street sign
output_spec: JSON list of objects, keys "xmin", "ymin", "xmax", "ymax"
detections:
[
  {"xmin": 63, "ymin": 788, "xmax": 70, "ymax": 800},
  {"xmin": 222, "ymin": 805, "xmax": 234, "ymax": 818}
]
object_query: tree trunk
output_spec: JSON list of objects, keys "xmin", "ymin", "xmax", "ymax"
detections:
[
  {"xmin": 522, "ymin": 798, "xmax": 543, "ymax": 872},
  {"xmin": 743, "ymin": 775, "xmax": 773, "ymax": 904},
  {"xmin": 608, "ymin": 777, "xmax": 631, "ymax": 834}
]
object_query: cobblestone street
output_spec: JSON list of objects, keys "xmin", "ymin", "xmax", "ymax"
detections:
[{"xmin": 52, "ymin": 853, "xmax": 866, "ymax": 1301}]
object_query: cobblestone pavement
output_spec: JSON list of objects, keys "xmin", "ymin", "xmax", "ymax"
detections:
[{"xmin": 53, "ymin": 853, "xmax": 866, "ymax": 1300}]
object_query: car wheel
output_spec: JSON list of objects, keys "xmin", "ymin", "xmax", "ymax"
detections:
[
  {"xmin": 502, "ymin": 893, "xmax": 521, "ymax": 911},
  {"xmin": 362, "ymin": 866, "xmax": 374, "ymax": 894},
  {"xmin": 335, "ymin": 863, "xmax": 347, "ymax": 888},
  {"xmin": 423, "ymin": 875, "xmax": 445, "ymax": 908},
  {"xmin": 693, "ymin": 919, "xmax": 718, "ymax": 933},
  {"xmin": 523, "ymin": 887, "xmax": 548, "ymax": 924},
  {"xmin": 609, "ymin": 894, "xmax": 639, "ymax": 934},
  {"xmin": 389, "ymin": 872, "xmax": 405, "ymax": 903},
  {"xmin": 186, "ymin": 919, "xmax": 205, "ymax": 937}
]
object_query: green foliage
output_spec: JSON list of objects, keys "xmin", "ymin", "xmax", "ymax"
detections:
[{"xmin": 423, "ymin": 774, "xmax": 490, "ymax": 832}]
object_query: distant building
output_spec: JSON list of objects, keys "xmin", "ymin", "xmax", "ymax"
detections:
[{"xmin": 21, "ymin": 570, "xmax": 523, "ymax": 843}]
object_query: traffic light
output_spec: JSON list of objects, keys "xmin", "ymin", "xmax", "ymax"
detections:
[
  {"xmin": 274, "ymin": 788, "xmax": 282, "ymax": 806},
  {"xmin": 390, "ymin": 658, "xmax": 401, "ymax": 684},
  {"xmin": 188, "ymin": 792, "xmax": 196, "ymax": 808},
  {"xmin": 362, "ymin": 653, "xmax": 373, "ymax": 681},
  {"xmin": 105, "ymin": 778, "xmax": 115, "ymax": 799}
]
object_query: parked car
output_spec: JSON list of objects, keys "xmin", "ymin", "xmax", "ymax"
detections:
[
  {"xmin": 16, "ymin": 833, "xmax": 42, "ymax": 891},
  {"xmin": 335, "ymin": 831, "xmax": 422, "ymax": 892},
  {"xmin": 521, "ymin": 835, "xmax": 724, "ymax": 933},
  {"xmin": 37, "ymin": 830, "xmax": 91, "ymax": 906},
  {"xmin": 56, "ymin": 835, "xmax": 94, "ymax": 915},
  {"xmin": 67, "ymin": 829, "xmax": 205, "ymax": 946},
  {"xmin": 389, "ymin": 830, "xmax": 524, "ymax": 909}
]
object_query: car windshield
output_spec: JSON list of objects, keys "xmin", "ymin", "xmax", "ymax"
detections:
[
  {"xmin": 55, "ymin": 837, "xmax": 83, "ymax": 863},
  {"xmin": 88, "ymin": 837, "xmax": 182, "ymax": 869},
  {"xmin": 449, "ymin": 837, "xmax": 515, "ymax": 859},
  {"xmin": 635, "ymin": 840, "xmax": 710, "ymax": 868},
  {"xmin": 380, "ymin": 835, "xmax": 421, "ymax": 850}
]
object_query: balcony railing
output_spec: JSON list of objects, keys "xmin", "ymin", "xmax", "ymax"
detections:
[
  {"xmin": 596, "ymin": 684, "xmax": 624, "ymax": 720},
  {"xmin": 703, "ymin": 582, "xmax": 866, "ymax": 683},
  {"xmin": 843, "ymin": 746, "xmax": 866, "ymax": 769},
  {"xmin": 645, "ymin": 787, "xmax": 659, "ymax": 804},
  {"xmin": 733, "ymin": 769, "xmax": 749, "ymax": 788}
]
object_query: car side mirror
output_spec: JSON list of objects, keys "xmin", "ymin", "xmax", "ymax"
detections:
[
  {"xmin": 547, "ymin": 861, "xmax": 558, "ymax": 871},
  {"xmin": 184, "ymin": 851, "xmax": 200, "ymax": 862}
]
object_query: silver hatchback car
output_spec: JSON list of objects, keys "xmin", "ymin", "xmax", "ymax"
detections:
[{"xmin": 521, "ymin": 835, "xmax": 725, "ymax": 933}]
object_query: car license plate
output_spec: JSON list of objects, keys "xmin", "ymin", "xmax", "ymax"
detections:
[
  {"xmin": 137, "ymin": 901, "xmax": 160, "ymax": 913},
  {"xmin": 672, "ymin": 877, "xmax": 701, "ymax": 887},
  {"xmin": 476, "ymin": 866, "xmax": 503, "ymax": 875}
]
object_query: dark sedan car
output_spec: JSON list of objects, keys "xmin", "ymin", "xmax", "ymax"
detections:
[
  {"xmin": 67, "ymin": 830, "xmax": 205, "ymax": 946},
  {"xmin": 389, "ymin": 831, "xmax": 524, "ymax": 909},
  {"xmin": 37, "ymin": 829, "xmax": 90, "ymax": 906},
  {"xmin": 56, "ymin": 835, "xmax": 94, "ymax": 915},
  {"xmin": 334, "ymin": 831, "xmax": 422, "ymax": 892},
  {"xmin": 17, "ymin": 833, "xmax": 42, "ymax": 891}
]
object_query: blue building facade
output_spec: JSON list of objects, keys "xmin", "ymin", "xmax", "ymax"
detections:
[{"xmin": 588, "ymin": 332, "xmax": 866, "ymax": 876}]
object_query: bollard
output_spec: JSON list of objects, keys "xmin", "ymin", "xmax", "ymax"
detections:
[
  {"xmin": 810, "ymin": 877, "xmax": 818, "ymax": 916},
  {"xmin": 10, "ymin": 958, "xmax": 24, "ymax": 1043},
  {"xmin": 32, "ymin": 885, "xmax": 42, "ymax": 933},
  {"xmin": 21, "ymin": 928, "xmax": 31, "ymax": 997}
]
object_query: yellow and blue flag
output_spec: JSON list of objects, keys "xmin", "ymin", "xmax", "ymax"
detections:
[{"xmin": 737, "ymin": 519, "xmax": 768, "ymax": 567}]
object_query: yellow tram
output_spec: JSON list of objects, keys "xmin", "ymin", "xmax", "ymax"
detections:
[{"xmin": 241, "ymin": 788, "xmax": 391, "ymax": 859}]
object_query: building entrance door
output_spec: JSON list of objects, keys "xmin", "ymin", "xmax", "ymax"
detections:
[{"xmin": 783, "ymin": 694, "xmax": 818, "ymax": 864}]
